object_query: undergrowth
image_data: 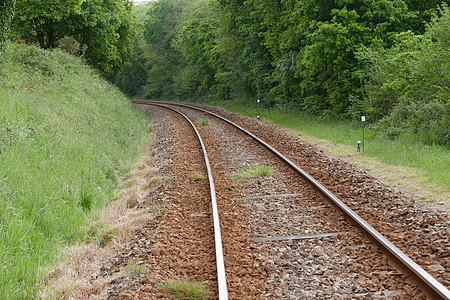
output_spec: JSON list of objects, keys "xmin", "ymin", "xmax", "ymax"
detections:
[{"xmin": 0, "ymin": 42, "xmax": 150, "ymax": 299}]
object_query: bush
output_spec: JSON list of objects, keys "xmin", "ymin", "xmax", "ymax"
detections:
[{"xmin": 358, "ymin": 5, "xmax": 450, "ymax": 145}]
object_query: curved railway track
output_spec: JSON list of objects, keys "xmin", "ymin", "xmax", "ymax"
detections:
[{"xmin": 133, "ymin": 101, "xmax": 450, "ymax": 299}]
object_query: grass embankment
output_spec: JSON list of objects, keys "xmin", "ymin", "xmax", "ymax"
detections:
[
  {"xmin": 0, "ymin": 42, "xmax": 150, "ymax": 298},
  {"xmin": 210, "ymin": 101, "xmax": 450, "ymax": 192}
]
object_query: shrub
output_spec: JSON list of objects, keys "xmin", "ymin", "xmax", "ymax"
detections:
[{"xmin": 358, "ymin": 5, "xmax": 450, "ymax": 145}]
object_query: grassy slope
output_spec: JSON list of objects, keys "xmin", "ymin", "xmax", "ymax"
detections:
[
  {"xmin": 0, "ymin": 42, "xmax": 150, "ymax": 299},
  {"xmin": 210, "ymin": 101, "xmax": 450, "ymax": 191}
]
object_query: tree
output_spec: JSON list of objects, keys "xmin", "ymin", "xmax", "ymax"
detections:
[
  {"xmin": 11, "ymin": 0, "xmax": 136, "ymax": 79},
  {"xmin": 358, "ymin": 5, "xmax": 450, "ymax": 144},
  {"xmin": 70, "ymin": 0, "xmax": 136, "ymax": 79},
  {"xmin": 118, "ymin": 0, "xmax": 448, "ymax": 124},
  {"xmin": 12, "ymin": 0, "xmax": 83, "ymax": 48},
  {"xmin": 139, "ymin": 0, "xmax": 187, "ymax": 99},
  {"xmin": 0, "ymin": 0, "xmax": 16, "ymax": 51}
]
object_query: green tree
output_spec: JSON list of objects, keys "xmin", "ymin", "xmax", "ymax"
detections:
[
  {"xmin": 11, "ymin": 0, "xmax": 135, "ymax": 79},
  {"xmin": 70, "ymin": 0, "xmax": 136, "ymax": 79},
  {"xmin": 358, "ymin": 5, "xmax": 450, "ymax": 144},
  {"xmin": 118, "ymin": 0, "xmax": 449, "ymax": 124},
  {"xmin": 290, "ymin": 0, "xmax": 417, "ymax": 116},
  {"xmin": 139, "ymin": 0, "xmax": 188, "ymax": 99},
  {"xmin": 0, "ymin": 0, "xmax": 16, "ymax": 52},
  {"xmin": 12, "ymin": 0, "xmax": 83, "ymax": 48},
  {"xmin": 176, "ymin": 0, "xmax": 226, "ymax": 97}
]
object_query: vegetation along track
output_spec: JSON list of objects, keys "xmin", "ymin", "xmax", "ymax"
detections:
[{"xmin": 133, "ymin": 101, "xmax": 449, "ymax": 299}]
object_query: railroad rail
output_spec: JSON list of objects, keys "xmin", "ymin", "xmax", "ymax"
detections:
[
  {"xmin": 134, "ymin": 100, "xmax": 450, "ymax": 299},
  {"xmin": 147, "ymin": 103, "xmax": 229, "ymax": 299}
]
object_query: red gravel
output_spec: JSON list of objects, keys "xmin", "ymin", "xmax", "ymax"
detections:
[{"xmin": 86, "ymin": 103, "xmax": 448, "ymax": 299}]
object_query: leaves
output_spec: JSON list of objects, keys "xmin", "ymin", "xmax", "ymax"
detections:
[
  {"xmin": 10, "ymin": 0, "xmax": 135, "ymax": 79},
  {"xmin": 117, "ymin": 0, "xmax": 449, "ymax": 144},
  {"xmin": 0, "ymin": 0, "xmax": 17, "ymax": 52},
  {"xmin": 358, "ymin": 5, "xmax": 450, "ymax": 144}
]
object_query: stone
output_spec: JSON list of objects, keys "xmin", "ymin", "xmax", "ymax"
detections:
[
  {"xmin": 280, "ymin": 253, "xmax": 289, "ymax": 259},
  {"xmin": 427, "ymin": 264, "xmax": 445, "ymax": 272}
]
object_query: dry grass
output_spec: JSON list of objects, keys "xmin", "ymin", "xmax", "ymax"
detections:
[{"xmin": 38, "ymin": 141, "xmax": 161, "ymax": 299}]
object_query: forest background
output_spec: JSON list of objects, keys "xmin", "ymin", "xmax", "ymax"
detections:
[
  {"xmin": 118, "ymin": 0, "xmax": 449, "ymax": 146},
  {"xmin": 2, "ymin": 0, "xmax": 449, "ymax": 145}
]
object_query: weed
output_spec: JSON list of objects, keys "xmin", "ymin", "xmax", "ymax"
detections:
[
  {"xmin": 151, "ymin": 148, "xmax": 157, "ymax": 156},
  {"xmin": 145, "ymin": 176, "xmax": 163, "ymax": 190},
  {"xmin": 232, "ymin": 164, "xmax": 273, "ymax": 179},
  {"xmin": 126, "ymin": 259, "xmax": 145, "ymax": 275},
  {"xmin": 159, "ymin": 280, "xmax": 212, "ymax": 299},
  {"xmin": 198, "ymin": 119, "xmax": 213, "ymax": 126},
  {"xmin": 105, "ymin": 168, "xmax": 118, "ymax": 183},
  {"xmin": 126, "ymin": 179, "xmax": 135, "ymax": 188},
  {"xmin": 83, "ymin": 223, "xmax": 101, "ymax": 243},
  {"xmin": 191, "ymin": 172, "xmax": 207, "ymax": 180}
]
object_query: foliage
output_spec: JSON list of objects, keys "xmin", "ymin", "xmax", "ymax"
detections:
[
  {"xmin": 125, "ymin": 259, "xmax": 145, "ymax": 274},
  {"xmin": 12, "ymin": 0, "xmax": 83, "ymax": 48},
  {"xmin": 197, "ymin": 118, "xmax": 213, "ymax": 126},
  {"xmin": 0, "ymin": 0, "xmax": 16, "ymax": 52},
  {"xmin": 10, "ymin": 0, "xmax": 135, "ymax": 79},
  {"xmin": 0, "ymin": 42, "xmax": 149, "ymax": 298},
  {"xmin": 191, "ymin": 172, "xmax": 207, "ymax": 180},
  {"xmin": 70, "ymin": 0, "xmax": 136, "ymax": 79},
  {"xmin": 358, "ymin": 5, "xmax": 450, "ymax": 145},
  {"xmin": 118, "ymin": 0, "xmax": 449, "ymax": 144}
]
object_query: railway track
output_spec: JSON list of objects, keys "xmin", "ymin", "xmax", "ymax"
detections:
[{"xmin": 132, "ymin": 101, "xmax": 449, "ymax": 299}]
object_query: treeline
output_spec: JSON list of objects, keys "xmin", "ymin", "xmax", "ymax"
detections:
[
  {"xmin": 118, "ymin": 0, "xmax": 449, "ymax": 145},
  {"xmin": 2, "ymin": 0, "xmax": 135, "ymax": 80}
]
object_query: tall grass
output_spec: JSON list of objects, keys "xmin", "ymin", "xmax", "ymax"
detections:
[
  {"xmin": 0, "ymin": 42, "xmax": 150, "ymax": 298},
  {"xmin": 211, "ymin": 100, "xmax": 450, "ymax": 190}
]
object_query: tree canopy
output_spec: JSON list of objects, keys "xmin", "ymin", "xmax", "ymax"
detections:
[
  {"xmin": 117, "ymin": 0, "xmax": 449, "ymax": 144},
  {"xmin": 10, "ymin": 0, "xmax": 135, "ymax": 79}
]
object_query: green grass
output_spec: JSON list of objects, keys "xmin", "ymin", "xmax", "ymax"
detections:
[
  {"xmin": 0, "ymin": 42, "xmax": 150, "ymax": 299},
  {"xmin": 197, "ymin": 118, "xmax": 214, "ymax": 126},
  {"xmin": 159, "ymin": 280, "xmax": 212, "ymax": 299},
  {"xmin": 232, "ymin": 164, "xmax": 273, "ymax": 180},
  {"xmin": 191, "ymin": 172, "xmax": 207, "ymax": 180},
  {"xmin": 211, "ymin": 100, "xmax": 450, "ymax": 190},
  {"xmin": 125, "ymin": 259, "xmax": 145, "ymax": 275}
]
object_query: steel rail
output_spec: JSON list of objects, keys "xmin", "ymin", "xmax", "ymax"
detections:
[
  {"xmin": 134, "ymin": 100, "xmax": 450, "ymax": 300},
  {"xmin": 143, "ymin": 103, "xmax": 228, "ymax": 300}
]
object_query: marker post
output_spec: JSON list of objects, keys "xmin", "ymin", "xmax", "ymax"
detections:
[
  {"xmin": 362, "ymin": 116, "xmax": 365, "ymax": 153},
  {"xmin": 257, "ymin": 99, "xmax": 261, "ymax": 120}
]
